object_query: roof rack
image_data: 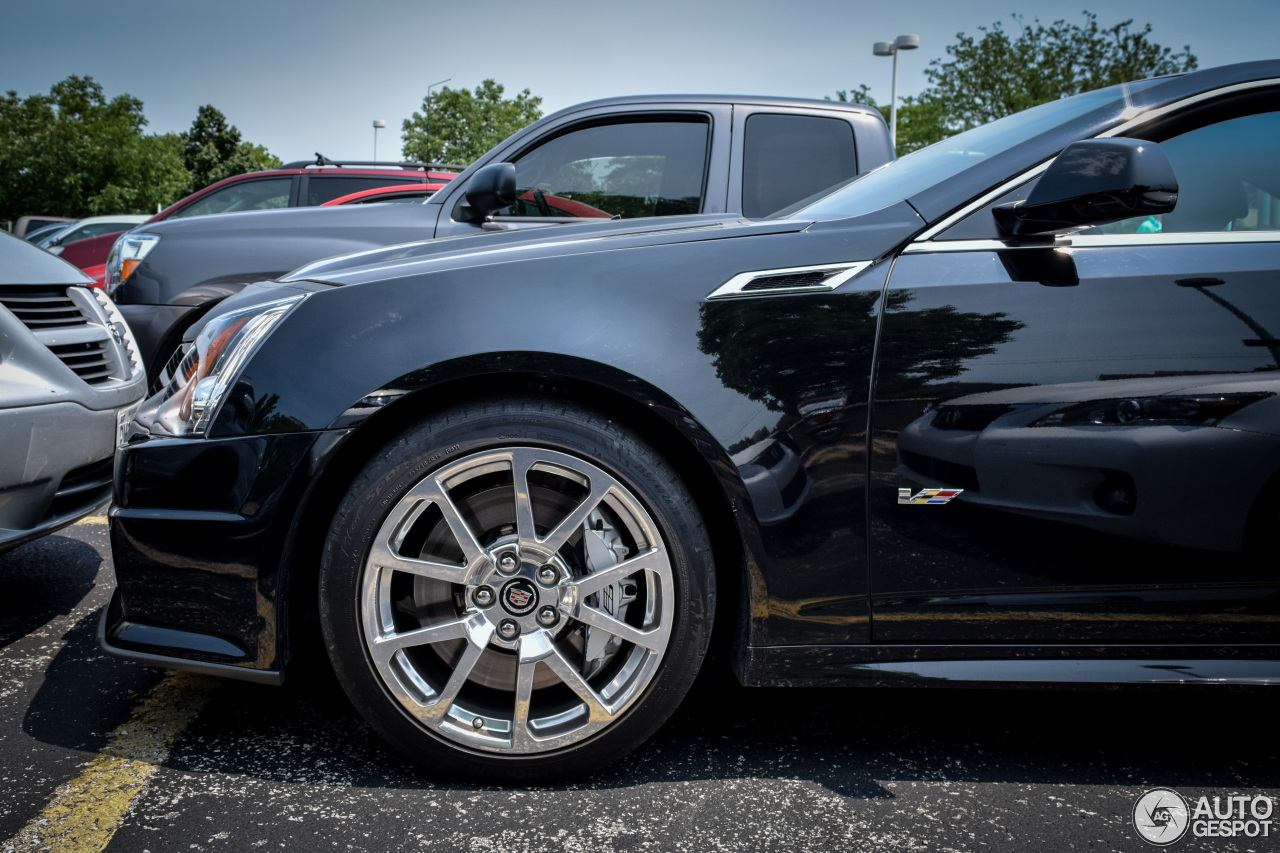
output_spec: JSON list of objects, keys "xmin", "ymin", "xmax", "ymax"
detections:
[{"xmin": 279, "ymin": 153, "xmax": 468, "ymax": 171}]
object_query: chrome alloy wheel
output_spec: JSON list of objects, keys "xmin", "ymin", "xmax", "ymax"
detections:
[{"xmin": 360, "ymin": 447, "xmax": 675, "ymax": 755}]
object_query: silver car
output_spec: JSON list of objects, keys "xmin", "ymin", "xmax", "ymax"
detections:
[{"xmin": 0, "ymin": 231, "xmax": 145, "ymax": 552}]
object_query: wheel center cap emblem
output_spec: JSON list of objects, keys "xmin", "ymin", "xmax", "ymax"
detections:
[{"xmin": 500, "ymin": 579, "xmax": 538, "ymax": 616}]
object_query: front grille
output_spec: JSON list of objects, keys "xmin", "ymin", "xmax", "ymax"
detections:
[
  {"xmin": 930, "ymin": 405, "xmax": 1014, "ymax": 431},
  {"xmin": 48, "ymin": 341, "xmax": 114, "ymax": 384},
  {"xmin": 900, "ymin": 449, "xmax": 981, "ymax": 492},
  {"xmin": 0, "ymin": 289, "xmax": 88, "ymax": 329},
  {"xmin": 42, "ymin": 456, "xmax": 113, "ymax": 524},
  {"xmin": 741, "ymin": 270, "xmax": 835, "ymax": 291}
]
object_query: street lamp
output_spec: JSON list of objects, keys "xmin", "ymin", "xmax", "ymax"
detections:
[
  {"xmin": 873, "ymin": 34, "xmax": 919, "ymax": 149},
  {"xmin": 372, "ymin": 119, "xmax": 386, "ymax": 161},
  {"xmin": 425, "ymin": 77, "xmax": 451, "ymax": 159}
]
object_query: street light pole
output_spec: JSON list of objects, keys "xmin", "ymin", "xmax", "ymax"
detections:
[
  {"xmin": 873, "ymin": 34, "xmax": 919, "ymax": 149},
  {"xmin": 425, "ymin": 77, "xmax": 451, "ymax": 159},
  {"xmin": 372, "ymin": 119, "xmax": 386, "ymax": 161}
]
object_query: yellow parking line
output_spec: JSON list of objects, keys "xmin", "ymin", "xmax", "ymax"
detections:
[
  {"xmin": 75, "ymin": 516, "xmax": 108, "ymax": 526},
  {"xmin": 6, "ymin": 672, "xmax": 217, "ymax": 853}
]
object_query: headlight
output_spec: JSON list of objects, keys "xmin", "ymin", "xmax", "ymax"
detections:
[
  {"xmin": 1031, "ymin": 393, "xmax": 1272, "ymax": 427},
  {"xmin": 103, "ymin": 232, "xmax": 160, "ymax": 296},
  {"xmin": 151, "ymin": 295, "xmax": 305, "ymax": 436}
]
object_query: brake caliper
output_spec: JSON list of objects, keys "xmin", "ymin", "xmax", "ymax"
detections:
[{"xmin": 581, "ymin": 509, "xmax": 638, "ymax": 678}]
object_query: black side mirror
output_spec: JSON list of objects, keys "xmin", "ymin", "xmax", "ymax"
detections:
[
  {"xmin": 458, "ymin": 162, "xmax": 517, "ymax": 221},
  {"xmin": 994, "ymin": 138, "xmax": 1178, "ymax": 237}
]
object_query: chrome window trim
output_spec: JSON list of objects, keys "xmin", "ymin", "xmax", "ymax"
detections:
[
  {"xmin": 706, "ymin": 261, "xmax": 872, "ymax": 300},
  {"xmin": 903, "ymin": 231, "xmax": 1280, "ymax": 255},
  {"xmin": 910, "ymin": 77, "xmax": 1280, "ymax": 245}
]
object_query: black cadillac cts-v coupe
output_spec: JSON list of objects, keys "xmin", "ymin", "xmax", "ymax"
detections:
[{"xmin": 105, "ymin": 60, "xmax": 1280, "ymax": 781}]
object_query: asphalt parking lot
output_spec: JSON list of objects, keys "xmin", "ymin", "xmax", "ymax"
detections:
[{"xmin": 2, "ymin": 519, "xmax": 1277, "ymax": 853}]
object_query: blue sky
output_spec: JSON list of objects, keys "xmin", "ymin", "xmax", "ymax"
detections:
[{"xmin": 2, "ymin": 0, "xmax": 1276, "ymax": 163}]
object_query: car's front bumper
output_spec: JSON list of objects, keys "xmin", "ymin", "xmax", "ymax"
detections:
[
  {"xmin": 101, "ymin": 428, "xmax": 349, "ymax": 682},
  {"xmin": 0, "ymin": 401, "xmax": 124, "ymax": 553}
]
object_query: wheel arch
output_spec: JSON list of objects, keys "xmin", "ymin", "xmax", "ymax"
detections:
[{"xmin": 280, "ymin": 354, "xmax": 751, "ymax": 678}]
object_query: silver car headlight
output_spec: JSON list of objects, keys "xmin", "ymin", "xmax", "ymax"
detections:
[
  {"xmin": 104, "ymin": 232, "xmax": 160, "ymax": 296},
  {"xmin": 152, "ymin": 295, "xmax": 306, "ymax": 436}
]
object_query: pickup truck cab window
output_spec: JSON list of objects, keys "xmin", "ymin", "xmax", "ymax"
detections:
[
  {"xmin": 742, "ymin": 114, "xmax": 857, "ymax": 218},
  {"xmin": 171, "ymin": 177, "xmax": 293, "ymax": 219},
  {"xmin": 492, "ymin": 118, "xmax": 710, "ymax": 221}
]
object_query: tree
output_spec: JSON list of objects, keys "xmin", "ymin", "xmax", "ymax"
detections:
[
  {"xmin": 0, "ymin": 75, "xmax": 188, "ymax": 220},
  {"xmin": 402, "ymin": 79, "xmax": 543, "ymax": 165},
  {"xmin": 832, "ymin": 12, "xmax": 1197, "ymax": 152},
  {"xmin": 181, "ymin": 105, "xmax": 281, "ymax": 193},
  {"xmin": 831, "ymin": 85, "xmax": 949, "ymax": 155}
]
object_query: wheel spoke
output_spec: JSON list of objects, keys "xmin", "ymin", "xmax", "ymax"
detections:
[
  {"xmin": 404, "ymin": 478, "xmax": 486, "ymax": 567},
  {"xmin": 572, "ymin": 604, "xmax": 666, "ymax": 651},
  {"xmin": 421, "ymin": 617, "xmax": 493, "ymax": 721},
  {"xmin": 569, "ymin": 546, "xmax": 663, "ymax": 599},
  {"xmin": 368, "ymin": 541, "xmax": 470, "ymax": 585},
  {"xmin": 510, "ymin": 654, "xmax": 538, "ymax": 751},
  {"xmin": 540, "ymin": 643, "xmax": 612, "ymax": 721},
  {"xmin": 510, "ymin": 450, "xmax": 540, "ymax": 549},
  {"xmin": 369, "ymin": 615, "xmax": 470, "ymax": 667},
  {"xmin": 539, "ymin": 479, "xmax": 613, "ymax": 556}
]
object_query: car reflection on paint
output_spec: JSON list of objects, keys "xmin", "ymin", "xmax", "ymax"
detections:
[
  {"xmin": 730, "ymin": 436, "xmax": 810, "ymax": 524},
  {"xmin": 896, "ymin": 373, "xmax": 1280, "ymax": 552}
]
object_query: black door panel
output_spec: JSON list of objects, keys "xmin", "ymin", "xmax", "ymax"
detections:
[{"xmin": 870, "ymin": 241, "xmax": 1280, "ymax": 644}]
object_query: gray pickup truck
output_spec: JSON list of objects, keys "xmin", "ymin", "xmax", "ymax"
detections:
[{"xmin": 105, "ymin": 95, "xmax": 893, "ymax": 379}]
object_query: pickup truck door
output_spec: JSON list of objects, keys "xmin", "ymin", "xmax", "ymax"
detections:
[
  {"xmin": 431, "ymin": 105, "xmax": 732, "ymax": 239},
  {"xmin": 868, "ymin": 93, "xmax": 1280, "ymax": 646}
]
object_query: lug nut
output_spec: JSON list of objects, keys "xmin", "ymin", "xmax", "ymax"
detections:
[
  {"xmin": 473, "ymin": 586, "xmax": 495, "ymax": 607},
  {"xmin": 537, "ymin": 566, "xmax": 558, "ymax": 586},
  {"xmin": 537, "ymin": 606, "xmax": 559, "ymax": 627},
  {"xmin": 472, "ymin": 716, "xmax": 485, "ymax": 730},
  {"xmin": 497, "ymin": 619, "xmax": 520, "ymax": 640},
  {"xmin": 497, "ymin": 552, "xmax": 519, "ymax": 573}
]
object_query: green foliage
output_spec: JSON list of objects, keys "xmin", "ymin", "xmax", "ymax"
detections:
[
  {"xmin": 831, "ymin": 86, "xmax": 948, "ymax": 155},
  {"xmin": 180, "ymin": 105, "xmax": 282, "ymax": 194},
  {"xmin": 0, "ymin": 75, "xmax": 189, "ymax": 221},
  {"xmin": 402, "ymin": 79, "xmax": 543, "ymax": 165},
  {"xmin": 833, "ymin": 12, "xmax": 1197, "ymax": 153}
]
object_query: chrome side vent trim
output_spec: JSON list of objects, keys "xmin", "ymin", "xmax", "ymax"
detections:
[{"xmin": 707, "ymin": 261, "xmax": 871, "ymax": 299}]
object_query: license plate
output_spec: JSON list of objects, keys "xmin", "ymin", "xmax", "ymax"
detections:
[{"xmin": 116, "ymin": 402, "xmax": 142, "ymax": 448}]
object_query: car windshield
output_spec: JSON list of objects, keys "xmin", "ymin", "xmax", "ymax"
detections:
[{"xmin": 785, "ymin": 79, "xmax": 1165, "ymax": 221}]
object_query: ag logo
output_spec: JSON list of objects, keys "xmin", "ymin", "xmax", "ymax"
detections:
[
  {"xmin": 1134, "ymin": 788, "xmax": 1190, "ymax": 846},
  {"xmin": 898, "ymin": 488, "xmax": 963, "ymax": 505}
]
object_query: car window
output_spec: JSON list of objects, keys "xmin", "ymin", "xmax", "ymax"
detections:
[
  {"xmin": 742, "ymin": 115, "xmax": 857, "ymax": 218},
  {"xmin": 788, "ymin": 80, "xmax": 1163, "ymax": 221},
  {"xmin": 498, "ymin": 119, "xmax": 709, "ymax": 220},
  {"xmin": 57, "ymin": 222, "xmax": 130, "ymax": 243},
  {"xmin": 1083, "ymin": 111, "xmax": 1280, "ymax": 235},
  {"xmin": 172, "ymin": 178, "xmax": 293, "ymax": 218},
  {"xmin": 307, "ymin": 176, "xmax": 420, "ymax": 206}
]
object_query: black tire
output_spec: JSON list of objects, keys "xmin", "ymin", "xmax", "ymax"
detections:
[{"xmin": 319, "ymin": 395, "xmax": 714, "ymax": 783}]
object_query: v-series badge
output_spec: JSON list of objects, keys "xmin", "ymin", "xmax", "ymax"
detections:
[{"xmin": 898, "ymin": 488, "xmax": 964, "ymax": 505}]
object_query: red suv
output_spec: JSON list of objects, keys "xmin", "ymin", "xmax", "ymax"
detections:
[{"xmin": 147, "ymin": 154, "xmax": 460, "ymax": 223}]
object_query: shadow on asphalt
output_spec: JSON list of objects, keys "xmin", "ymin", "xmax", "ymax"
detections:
[
  {"xmin": 138, "ymin": 654, "xmax": 1280, "ymax": 796},
  {"xmin": 0, "ymin": 534, "xmax": 100, "ymax": 650},
  {"xmin": 21, "ymin": 598, "xmax": 1280, "ymax": 796},
  {"xmin": 21, "ymin": 609, "xmax": 163, "ymax": 755}
]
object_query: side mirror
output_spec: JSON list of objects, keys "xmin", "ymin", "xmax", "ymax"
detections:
[
  {"xmin": 458, "ymin": 162, "xmax": 517, "ymax": 221},
  {"xmin": 994, "ymin": 138, "xmax": 1178, "ymax": 237}
]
